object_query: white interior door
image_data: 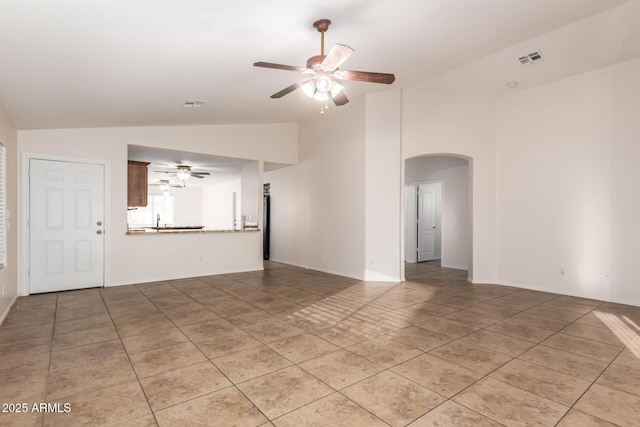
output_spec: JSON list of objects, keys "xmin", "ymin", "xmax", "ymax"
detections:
[
  {"xmin": 29, "ymin": 159, "xmax": 105, "ymax": 293},
  {"xmin": 418, "ymin": 182, "xmax": 441, "ymax": 262}
]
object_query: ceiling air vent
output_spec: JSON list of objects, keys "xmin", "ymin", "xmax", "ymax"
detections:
[
  {"xmin": 183, "ymin": 100, "xmax": 207, "ymax": 108},
  {"xmin": 518, "ymin": 50, "xmax": 544, "ymax": 65}
]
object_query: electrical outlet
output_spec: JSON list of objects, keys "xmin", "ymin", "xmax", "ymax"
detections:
[{"xmin": 560, "ymin": 269, "xmax": 565, "ymax": 276}]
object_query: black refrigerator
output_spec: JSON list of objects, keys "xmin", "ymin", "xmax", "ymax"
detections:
[{"xmin": 263, "ymin": 194, "xmax": 270, "ymax": 260}]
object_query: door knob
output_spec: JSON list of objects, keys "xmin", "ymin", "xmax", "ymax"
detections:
[
  {"xmin": 97, "ymin": 221, "xmax": 103, "ymax": 226},
  {"xmin": 96, "ymin": 230, "xmax": 103, "ymax": 235}
]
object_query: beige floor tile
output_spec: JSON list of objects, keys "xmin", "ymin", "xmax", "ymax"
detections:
[
  {"xmin": 519, "ymin": 345, "xmax": 609, "ymax": 381},
  {"xmin": 0, "ymin": 353, "xmax": 49, "ymax": 402},
  {"xmin": 238, "ymin": 366, "xmax": 333, "ymax": 419},
  {"xmin": 272, "ymin": 393, "xmax": 388, "ymax": 427},
  {"xmin": 384, "ymin": 326, "xmax": 452, "ymax": 352},
  {"xmin": 129, "ymin": 341, "xmax": 207, "ymax": 378},
  {"xmin": 487, "ymin": 321, "xmax": 555, "ymax": 343},
  {"xmin": 408, "ymin": 400, "xmax": 503, "ymax": 426},
  {"xmin": 0, "ymin": 322, "xmax": 54, "ymax": 342},
  {"xmin": 1, "ymin": 305, "xmax": 56, "ymax": 328},
  {"xmin": 43, "ymin": 380, "xmax": 151, "ymax": 427},
  {"xmin": 541, "ymin": 332, "xmax": 623, "ymax": 362},
  {"xmin": 50, "ymin": 339, "xmax": 126, "ymax": 373},
  {"xmin": 113, "ymin": 414, "xmax": 159, "ymax": 426},
  {"xmin": 212, "ymin": 344, "xmax": 292, "ymax": 383},
  {"xmin": 115, "ymin": 314, "xmax": 176, "ymax": 338},
  {"xmin": 194, "ymin": 328, "xmax": 263, "ymax": 359},
  {"xmin": 267, "ymin": 333, "xmax": 340, "ymax": 364},
  {"xmin": 347, "ymin": 336, "xmax": 423, "ymax": 368},
  {"xmin": 562, "ymin": 322, "xmax": 633, "ymax": 346},
  {"xmin": 236, "ymin": 317, "xmax": 306, "ymax": 344},
  {"xmin": 611, "ymin": 347, "xmax": 640, "ymax": 371},
  {"xmin": 47, "ymin": 355, "xmax": 137, "ymax": 400},
  {"xmin": 428, "ymin": 340, "xmax": 512, "ymax": 374},
  {"xmin": 0, "ymin": 335, "xmax": 51, "ymax": 360},
  {"xmin": 453, "ymin": 377, "xmax": 568, "ymax": 426},
  {"xmin": 53, "ymin": 313, "xmax": 113, "ymax": 335},
  {"xmin": 503, "ymin": 312, "xmax": 570, "ymax": 332},
  {"xmin": 490, "ymin": 359, "xmax": 592, "ymax": 406},
  {"xmin": 179, "ymin": 318, "xmax": 239, "ymax": 341},
  {"xmin": 556, "ymin": 409, "xmax": 618, "ymax": 426},
  {"xmin": 596, "ymin": 363, "xmax": 640, "ymax": 397},
  {"xmin": 164, "ymin": 308, "xmax": 221, "ymax": 326},
  {"xmin": 0, "ymin": 411, "xmax": 44, "ymax": 427},
  {"xmin": 201, "ymin": 295, "xmax": 259, "ymax": 317},
  {"xmin": 460, "ymin": 329, "xmax": 534, "ymax": 357},
  {"xmin": 121, "ymin": 326, "xmax": 189, "ymax": 355},
  {"xmin": 51, "ymin": 325, "xmax": 119, "ymax": 351},
  {"xmin": 299, "ymin": 349, "xmax": 383, "ymax": 390},
  {"xmin": 140, "ymin": 362, "xmax": 232, "ymax": 410},
  {"xmin": 524, "ymin": 305, "xmax": 585, "ymax": 322},
  {"xmin": 392, "ymin": 353, "xmax": 483, "ymax": 397},
  {"xmin": 575, "ymin": 383, "xmax": 640, "ymax": 426},
  {"xmin": 343, "ymin": 371, "xmax": 445, "ymax": 427},
  {"xmin": 55, "ymin": 304, "xmax": 109, "ymax": 322},
  {"xmin": 413, "ymin": 317, "xmax": 478, "ymax": 336},
  {"xmin": 312, "ymin": 325, "xmax": 375, "ymax": 347},
  {"xmin": 155, "ymin": 386, "xmax": 267, "ymax": 427},
  {"xmin": 443, "ymin": 310, "xmax": 504, "ymax": 328}
]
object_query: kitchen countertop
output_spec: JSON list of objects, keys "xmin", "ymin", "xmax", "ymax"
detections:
[{"xmin": 126, "ymin": 228, "xmax": 259, "ymax": 235}]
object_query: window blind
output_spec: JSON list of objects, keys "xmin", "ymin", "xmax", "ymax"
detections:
[{"xmin": 0, "ymin": 142, "xmax": 5, "ymax": 269}]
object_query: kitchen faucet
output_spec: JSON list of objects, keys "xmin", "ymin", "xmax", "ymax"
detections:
[{"xmin": 156, "ymin": 213, "xmax": 160, "ymax": 228}]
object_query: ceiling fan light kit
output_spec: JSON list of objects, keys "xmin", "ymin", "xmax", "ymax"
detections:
[{"xmin": 254, "ymin": 18, "xmax": 395, "ymax": 113}]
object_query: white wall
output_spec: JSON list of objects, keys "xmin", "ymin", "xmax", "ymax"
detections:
[
  {"xmin": 264, "ymin": 98, "xmax": 366, "ymax": 279},
  {"xmin": 406, "ymin": 156, "xmax": 469, "ymax": 270},
  {"xmin": 495, "ymin": 57, "xmax": 640, "ymax": 305},
  {"xmin": 364, "ymin": 90, "xmax": 402, "ymax": 281},
  {"xmin": 241, "ymin": 161, "xmax": 261, "ymax": 225},
  {"xmin": 402, "ymin": 90, "xmax": 496, "ymax": 282},
  {"xmin": 202, "ymin": 179, "xmax": 240, "ymax": 230},
  {"xmin": 0, "ymin": 103, "xmax": 17, "ymax": 323},
  {"xmin": 148, "ymin": 186, "xmax": 202, "ymax": 226},
  {"xmin": 18, "ymin": 123, "xmax": 297, "ymax": 289}
]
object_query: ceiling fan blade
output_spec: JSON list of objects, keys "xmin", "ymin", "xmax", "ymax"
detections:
[
  {"xmin": 270, "ymin": 81, "xmax": 302, "ymax": 98},
  {"xmin": 191, "ymin": 172, "xmax": 211, "ymax": 176},
  {"xmin": 322, "ymin": 44, "xmax": 354, "ymax": 70},
  {"xmin": 338, "ymin": 70, "xmax": 395, "ymax": 84},
  {"xmin": 254, "ymin": 62, "xmax": 309, "ymax": 73},
  {"xmin": 189, "ymin": 175, "xmax": 206, "ymax": 179},
  {"xmin": 331, "ymin": 91, "xmax": 349, "ymax": 106}
]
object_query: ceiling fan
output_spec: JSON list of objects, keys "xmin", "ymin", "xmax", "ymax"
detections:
[
  {"xmin": 254, "ymin": 19, "xmax": 395, "ymax": 110},
  {"xmin": 149, "ymin": 173, "xmax": 185, "ymax": 190},
  {"xmin": 153, "ymin": 165, "xmax": 211, "ymax": 181}
]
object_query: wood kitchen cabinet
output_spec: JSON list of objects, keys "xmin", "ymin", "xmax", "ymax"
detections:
[{"xmin": 127, "ymin": 161, "xmax": 150, "ymax": 207}]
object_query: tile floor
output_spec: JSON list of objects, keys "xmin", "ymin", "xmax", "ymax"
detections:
[{"xmin": 1, "ymin": 261, "xmax": 639, "ymax": 426}]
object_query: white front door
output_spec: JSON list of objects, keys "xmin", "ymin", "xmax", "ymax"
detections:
[
  {"xmin": 29, "ymin": 159, "xmax": 105, "ymax": 294},
  {"xmin": 417, "ymin": 182, "xmax": 441, "ymax": 262}
]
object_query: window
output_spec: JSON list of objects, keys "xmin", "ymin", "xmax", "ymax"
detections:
[
  {"xmin": 0, "ymin": 142, "xmax": 5, "ymax": 269},
  {"xmin": 128, "ymin": 194, "xmax": 175, "ymax": 227}
]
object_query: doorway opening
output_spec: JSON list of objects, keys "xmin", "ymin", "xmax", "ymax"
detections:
[{"xmin": 403, "ymin": 155, "xmax": 472, "ymax": 279}]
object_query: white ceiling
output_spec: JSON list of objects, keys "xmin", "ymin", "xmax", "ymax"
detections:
[{"xmin": 1, "ymin": 0, "xmax": 636, "ymax": 130}]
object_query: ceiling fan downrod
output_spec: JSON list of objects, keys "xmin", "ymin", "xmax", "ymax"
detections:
[{"xmin": 313, "ymin": 19, "xmax": 331, "ymax": 56}]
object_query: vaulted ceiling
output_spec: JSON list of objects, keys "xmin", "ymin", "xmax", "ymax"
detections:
[{"xmin": 0, "ymin": 0, "xmax": 637, "ymax": 130}]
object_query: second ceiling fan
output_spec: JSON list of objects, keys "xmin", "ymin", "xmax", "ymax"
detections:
[{"xmin": 254, "ymin": 19, "xmax": 395, "ymax": 110}]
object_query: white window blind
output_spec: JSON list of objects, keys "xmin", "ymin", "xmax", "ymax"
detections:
[{"xmin": 0, "ymin": 142, "xmax": 6, "ymax": 269}]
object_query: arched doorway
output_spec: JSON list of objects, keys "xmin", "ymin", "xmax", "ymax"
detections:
[{"xmin": 402, "ymin": 154, "xmax": 473, "ymax": 281}]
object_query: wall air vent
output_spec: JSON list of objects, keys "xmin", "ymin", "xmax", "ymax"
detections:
[
  {"xmin": 518, "ymin": 50, "xmax": 544, "ymax": 65},
  {"xmin": 183, "ymin": 100, "xmax": 207, "ymax": 108}
]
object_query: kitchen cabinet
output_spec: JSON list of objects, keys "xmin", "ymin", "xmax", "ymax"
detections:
[{"xmin": 127, "ymin": 161, "xmax": 150, "ymax": 207}]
